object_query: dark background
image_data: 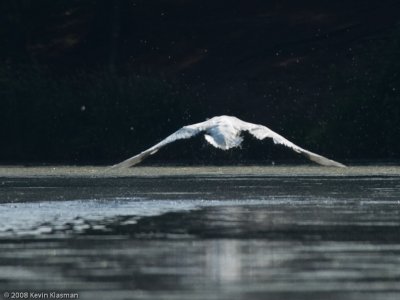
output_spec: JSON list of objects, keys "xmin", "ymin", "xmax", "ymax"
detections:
[{"xmin": 1, "ymin": 0, "xmax": 399, "ymax": 165}]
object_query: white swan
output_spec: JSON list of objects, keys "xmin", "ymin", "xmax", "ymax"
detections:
[{"xmin": 111, "ymin": 115, "xmax": 346, "ymax": 168}]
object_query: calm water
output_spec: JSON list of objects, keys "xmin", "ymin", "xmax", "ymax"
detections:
[{"xmin": 0, "ymin": 166, "xmax": 399, "ymax": 300}]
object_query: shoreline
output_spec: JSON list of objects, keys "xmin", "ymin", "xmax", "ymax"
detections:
[{"xmin": 0, "ymin": 165, "xmax": 399, "ymax": 178}]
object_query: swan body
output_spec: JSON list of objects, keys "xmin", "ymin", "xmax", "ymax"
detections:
[{"xmin": 111, "ymin": 115, "xmax": 346, "ymax": 168}]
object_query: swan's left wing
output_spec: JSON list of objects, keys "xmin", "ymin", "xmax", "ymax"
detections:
[
  {"xmin": 240, "ymin": 120, "xmax": 346, "ymax": 167},
  {"xmin": 109, "ymin": 122, "xmax": 208, "ymax": 169}
]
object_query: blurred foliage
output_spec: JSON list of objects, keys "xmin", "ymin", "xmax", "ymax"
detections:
[
  {"xmin": 0, "ymin": 1, "xmax": 400, "ymax": 164},
  {"xmin": 322, "ymin": 25, "xmax": 400, "ymax": 159},
  {"xmin": 0, "ymin": 65, "xmax": 202, "ymax": 163}
]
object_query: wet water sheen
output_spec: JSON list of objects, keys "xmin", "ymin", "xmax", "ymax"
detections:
[{"xmin": 0, "ymin": 166, "xmax": 399, "ymax": 300}]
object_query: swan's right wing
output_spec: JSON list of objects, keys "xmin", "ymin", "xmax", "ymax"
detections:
[
  {"xmin": 241, "ymin": 121, "xmax": 346, "ymax": 168},
  {"xmin": 110, "ymin": 122, "xmax": 207, "ymax": 169}
]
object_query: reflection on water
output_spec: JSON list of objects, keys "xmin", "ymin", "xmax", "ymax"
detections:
[
  {"xmin": 0, "ymin": 198, "xmax": 270, "ymax": 237},
  {"xmin": 0, "ymin": 166, "xmax": 399, "ymax": 300}
]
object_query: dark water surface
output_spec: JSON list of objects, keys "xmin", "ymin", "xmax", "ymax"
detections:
[{"xmin": 0, "ymin": 166, "xmax": 399, "ymax": 300}]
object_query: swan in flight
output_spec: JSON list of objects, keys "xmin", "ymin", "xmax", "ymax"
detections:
[{"xmin": 111, "ymin": 115, "xmax": 345, "ymax": 168}]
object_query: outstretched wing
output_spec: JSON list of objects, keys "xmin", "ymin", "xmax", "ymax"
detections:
[
  {"xmin": 110, "ymin": 122, "xmax": 207, "ymax": 169},
  {"xmin": 240, "ymin": 120, "xmax": 346, "ymax": 167}
]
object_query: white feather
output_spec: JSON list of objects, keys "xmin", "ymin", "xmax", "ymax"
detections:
[{"xmin": 110, "ymin": 115, "xmax": 346, "ymax": 168}]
